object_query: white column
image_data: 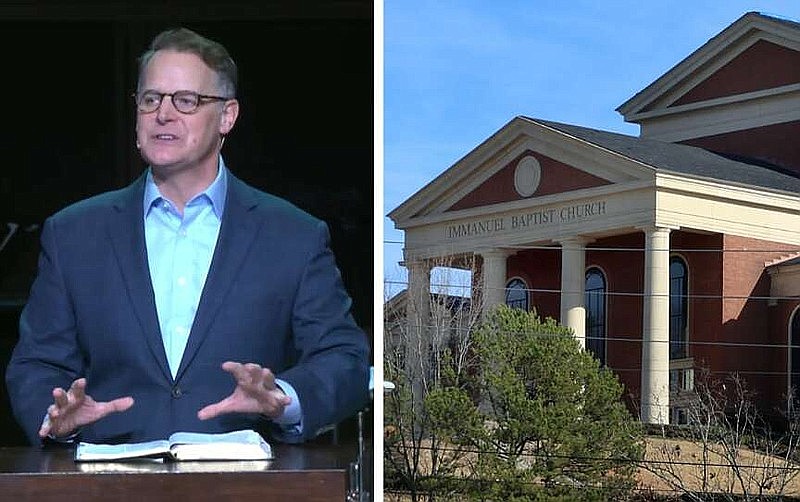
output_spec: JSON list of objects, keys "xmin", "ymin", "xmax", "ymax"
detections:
[
  {"xmin": 559, "ymin": 237, "xmax": 587, "ymax": 348},
  {"xmin": 406, "ymin": 259, "xmax": 431, "ymax": 346},
  {"xmin": 640, "ymin": 226, "xmax": 671, "ymax": 425},
  {"xmin": 405, "ymin": 259, "xmax": 431, "ymax": 404},
  {"xmin": 478, "ymin": 249, "xmax": 511, "ymax": 317}
]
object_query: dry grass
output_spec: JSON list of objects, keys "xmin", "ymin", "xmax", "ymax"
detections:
[
  {"xmin": 385, "ymin": 436, "xmax": 800, "ymax": 499},
  {"xmin": 639, "ymin": 436, "xmax": 800, "ymax": 497}
]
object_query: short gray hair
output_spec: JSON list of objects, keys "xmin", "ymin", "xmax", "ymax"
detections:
[{"xmin": 137, "ymin": 28, "xmax": 238, "ymax": 97}]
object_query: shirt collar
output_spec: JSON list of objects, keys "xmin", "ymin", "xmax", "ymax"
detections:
[{"xmin": 143, "ymin": 157, "xmax": 228, "ymax": 219}]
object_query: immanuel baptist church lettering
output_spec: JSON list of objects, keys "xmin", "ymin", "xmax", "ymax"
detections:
[{"xmin": 446, "ymin": 200, "xmax": 607, "ymax": 239}]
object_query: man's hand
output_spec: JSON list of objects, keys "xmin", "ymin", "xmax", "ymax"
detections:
[
  {"xmin": 197, "ymin": 362, "xmax": 291, "ymax": 421},
  {"xmin": 39, "ymin": 378, "xmax": 134, "ymax": 439}
]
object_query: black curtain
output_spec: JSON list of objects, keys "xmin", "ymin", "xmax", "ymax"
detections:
[{"xmin": 0, "ymin": 1, "xmax": 373, "ymax": 445}]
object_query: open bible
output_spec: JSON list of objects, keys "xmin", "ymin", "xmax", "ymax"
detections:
[{"xmin": 74, "ymin": 429, "xmax": 272, "ymax": 462}]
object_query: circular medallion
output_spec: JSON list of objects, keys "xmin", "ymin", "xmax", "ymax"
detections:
[{"xmin": 514, "ymin": 156, "xmax": 541, "ymax": 197}]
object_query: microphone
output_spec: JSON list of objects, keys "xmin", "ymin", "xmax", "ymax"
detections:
[{"xmin": 0, "ymin": 222, "xmax": 19, "ymax": 253}]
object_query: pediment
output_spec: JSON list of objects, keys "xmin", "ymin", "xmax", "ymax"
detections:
[
  {"xmin": 618, "ymin": 12, "xmax": 800, "ymax": 122},
  {"xmin": 665, "ymin": 40, "xmax": 800, "ymax": 109},
  {"xmin": 445, "ymin": 150, "xmax": 611, "ymax": 212},
  {"xmin": 388, "ymin": 117, "xmax": 654, "ymax": 229}
]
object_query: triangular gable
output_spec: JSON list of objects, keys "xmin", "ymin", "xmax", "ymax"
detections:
[
  {"xmin": 618, "ymin": 12, "xmax": 800, "ymax": 121},
  {"xmin": 446, "ymin": 150, "xmax": 611, "ymax": 212},
  {"xmin": 388, "ymin": 117, "xmax": 652, "ymax": 229},
  {"xmin": 666, "ymin": 39, "xmax": 800, "ymax": 109}
]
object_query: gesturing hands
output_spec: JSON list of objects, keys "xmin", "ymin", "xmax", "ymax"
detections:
[
  {"xmin": 39, "ymin": 378, "xmax": 134, "ymax": 439},
  {"xmin": 40, "ymin": 363, "xmax": 289, "ymax": 438},
  {"xmin": 197, "ymin": 362, "xmax": 291, "ymax": 421}
]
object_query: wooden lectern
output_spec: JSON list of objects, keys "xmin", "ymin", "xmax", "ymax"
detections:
[{"xmin": 0, "ymin": 442, "xmax": 356, "ymax": 501}]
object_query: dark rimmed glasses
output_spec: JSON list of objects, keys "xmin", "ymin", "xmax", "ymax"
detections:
[{"xmin": 133, "ymin": 90, "xmax": 233, "ymax": 114}]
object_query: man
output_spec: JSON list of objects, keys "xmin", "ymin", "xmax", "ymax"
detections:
[{"xmin": 5, "ymin": 28, "xmax": 370, "ymax": 445}]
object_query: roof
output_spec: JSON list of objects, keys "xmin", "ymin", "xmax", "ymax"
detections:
[
  {"xmin": 617, "ymin": 11, "xmax": 800, "ymax": 118},
  {"xmin": 524, "ymin": 117, "xmax": 800, "ymax": 194},
  {"xmin": 776, "ymin": 256, "xmax": 800, "ymax": 267},
  {"xmin": 384, "ymin": 288, "xmax": 472, "ymax": 314}
]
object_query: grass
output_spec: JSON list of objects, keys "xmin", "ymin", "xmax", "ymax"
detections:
[{"xmin": 384, "ymin": 435, "xmax": 800, "ymax": 500}]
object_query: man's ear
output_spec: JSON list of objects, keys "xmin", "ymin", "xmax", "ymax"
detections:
[{"xmin": 219, "ymin": 99, "xmax": 240, "ymax": 135}]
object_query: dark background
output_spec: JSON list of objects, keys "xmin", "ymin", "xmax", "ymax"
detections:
[{"xmin": 0, "ymin": 1, "xmax": 373, "ymax": 445}]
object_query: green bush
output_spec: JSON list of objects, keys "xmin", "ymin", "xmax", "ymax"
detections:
[
  {"xmin": 447, "ymin": 305, "xmax": 644, "ymax": 501},
  {"xmin": 384, "ymin": 304, "xmax": 644, "ymax": 501}
]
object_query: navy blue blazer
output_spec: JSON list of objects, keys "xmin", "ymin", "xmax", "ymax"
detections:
[{"xmin": 6, "ymin": 173, "xmax": 370, "ymax": 445}]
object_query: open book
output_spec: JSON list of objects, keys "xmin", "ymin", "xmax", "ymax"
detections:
[{"xmin": 74, "ymin": 429, "xmax": 272, "ymax": 462}]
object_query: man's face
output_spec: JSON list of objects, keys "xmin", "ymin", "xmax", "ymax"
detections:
[{"xmin": 135, "ymin": 50, "xmax": 238, "ymax": 172}]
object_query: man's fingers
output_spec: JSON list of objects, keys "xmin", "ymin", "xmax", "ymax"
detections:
[
  {"xmin": 211, "ymin": 362, "xmax": 287, "ymax": 418},
  {"xmin": 197, "ymin": 398, "xmax": 232, "ymax": 421},
  {"xmin": 52, "ymin": 388, "xmax": 69, "ymax": 409},
  {"xmin": 260, "ymin": 368, "xmax": 277, "ymax": 390},
  {"xmin": 197, "ymin": 404, "xmax": 217, "ymax": 421},
  {"xmin": 104, "ymin": 396, "xmax": 135, "ymax": 414},
  {"xmin": 245, "ymin": 364, "xmax": 263, "ymax": 385},
  {"xmin": 221, "ymin": 361, "xmax": 248, "ymax": 383},
  {"xmin": 38, "ymin": 413, "xmax": 53, "ymax": 438},
  {"xmin": 52, "ymin": 378, "xmax": 87, "ymax": 410},
  {"xmin": 220, "ymin": 361, "xmax": 241, "ymax": 373},
  {"xmin": 222, "ymin": 361, "xmax": 274, "ymax": 389},
  {"xmin": 276, "ymin": 390, "xmax": 291, "ymax": 406},
  {"xmin": 69, "ymin": 378, "xmax": 87, "ymax": 402}
]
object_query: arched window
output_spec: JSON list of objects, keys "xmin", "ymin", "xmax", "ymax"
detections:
[
  {"xmin": 505, "ymin": 278, "xmax": 529, "ymax": 311},
  {"xmin": 669, "ymin": 257, "xmax": 689, "ymax": 360},
  {"xmin": 790, "ymin": 307, "xmax": 800, "ymax": 406},
  {"xmin": 585, "ymin": 267, "xmax": 607, "ymax": 365}
]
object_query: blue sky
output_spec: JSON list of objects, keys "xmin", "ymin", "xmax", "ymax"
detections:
[{"xmin": 383, "ymin": 1, "xmax": 800, "ymax": 298}]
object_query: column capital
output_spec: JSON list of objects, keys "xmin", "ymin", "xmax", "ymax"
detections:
[
  {"xmin": 557, "ymin": 235, "xmax": 593, "ymax": 247},
  {"xmin": 476, "ymin": 248, "xmax": 515, "ymax": 260},
  {"xmin": 636, "ymin": 224, "xmax": 678, "ymax": 235},
  {"xmin": 400, "ymin": 258, "xmax": 432, "ymax": 272},
  {"xmin": 478, "ymin": 248, "xmax": 512, "ymax": 317}
]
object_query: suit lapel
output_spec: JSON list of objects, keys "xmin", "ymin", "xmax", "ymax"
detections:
[
  {"xmin": 107, "ymin": 175, "xmax": 173, "ymax": 383},
  {"xmin": 175, "ymin": 175, "xmax": 262, "ymax": 380}
]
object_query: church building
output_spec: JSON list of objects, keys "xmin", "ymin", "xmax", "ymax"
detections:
[{"xmin": 389, "ymin": 12, "xmax": 800, "ymax": 424}]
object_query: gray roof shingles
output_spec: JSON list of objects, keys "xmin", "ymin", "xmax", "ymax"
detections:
[{"xmin": 523, "ymin": 117, "xmax": 800, "ymax": 194}]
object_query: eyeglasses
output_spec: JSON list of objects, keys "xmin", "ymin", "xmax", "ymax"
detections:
[{"xmin": 133, "ymin": 90, "xmax": 232, "ymax": 114}]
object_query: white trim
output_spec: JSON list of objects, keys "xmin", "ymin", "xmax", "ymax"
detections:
[
  {"xmin": 389, "ymin": 117, "xmax": 654, "ymax": 227},
  {"xmin": 388, "ymin": 117, "xmax": 525, "ymax": 222},
  {"xmin": 655, "ymin": 172, "xmax": 800, "ymax": 208},
  {"xmin": 638, "ymin": 90, "xmax": 800, "ymax": 142},
  {"xmin": 618, "ymin": 13, "xmax": 800, "ymax": 118},
  {"xmin": 399, "ymin": 179, "xmax": 653, "ymax": 229},
  {"xmin": 630, "ymin": 83, "xmax": 800, "ymax": 122}
]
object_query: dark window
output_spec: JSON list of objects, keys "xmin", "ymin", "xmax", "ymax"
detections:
[
  {"xmin": 669, "ymin": 257, "xmax": 689, "ymax": 359},
  {"xmin": 585, "ymin": 268, "xmax": 606, "ymax": 365},
  {"xmin": 505, "ymin": 278, "xmax": 529, "ymax": 311},
  {"xmin": 791, "ymin": 308, "xmax": 800, "ymax": 406}
]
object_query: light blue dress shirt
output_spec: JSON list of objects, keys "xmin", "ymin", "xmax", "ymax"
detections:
[{"xmin": 143, "ymin": 159, "xmax": 301, "ymax": 430}]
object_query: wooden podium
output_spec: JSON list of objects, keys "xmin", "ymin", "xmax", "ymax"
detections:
[{"xmin": 0, "ymin": 442, "xmax": 356, "ymax": 501}]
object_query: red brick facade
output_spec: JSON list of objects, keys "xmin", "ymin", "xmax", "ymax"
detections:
[
  {"xmin": 447, "ymin": 150, "xmax": 611, "ymax": 212},
  {"xmin": 670, "ymin": 40, "xmax": 800, "ymax": 108},
  {"xmin": 681, "ymin": 121, "xmax": 800, "ymax": 176},
  {"xmin": 501, "ymin": 231, "xmax": 799, "ymax": 413}
]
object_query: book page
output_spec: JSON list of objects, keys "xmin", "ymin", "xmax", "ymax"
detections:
[
  {"xmin": 167, "ymin": 429, "xmax": 265, "ymax": 446},
  {"xmin": 75, "ymin": 440, "xmax": 170, "ymax": 461},
  {"xmin": 167, "ymin": 429, "xmax": 272, "ymax": 461},
  {"xmin": 169, "ymin": 442, "xmax": 272, "ymax": 461},
  {"xmin": 75, "ymin": 430, "xmax": 272, "ymax": 462}
]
